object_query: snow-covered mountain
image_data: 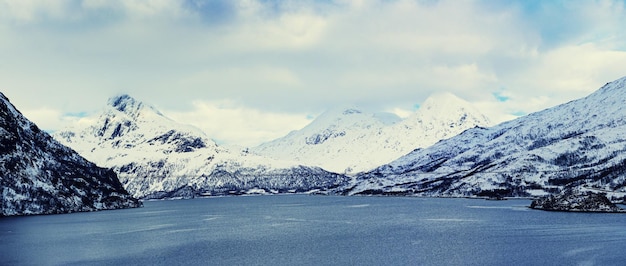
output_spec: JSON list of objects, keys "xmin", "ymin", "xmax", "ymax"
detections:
[
  {"xmin": 54, "ymin": 95, "xmax": 348, "ymax": 199},
  {"xmin": 0, "ymin": 92, "xmax": 140, "ymax": 216},
  {"xmin": 253, "ymin": 92, "xmax": 491, "ymax": 174},
  {"xmin": 346, "ymin": 76, "xmax": 626, "ymax": 200}
]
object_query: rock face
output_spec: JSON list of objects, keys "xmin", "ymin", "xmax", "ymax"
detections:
[
  {"xmin": 54, "ymin": 95, "xmax": 349, "ymax": 199},
  {"xmin": 0, "ymin": 92, "xmax": 141, "ymax": 216},
  {"xmin": 347, "ymin": 76, "xmax": 626, "ymax": 198},
  {"xmin": 253, "ymin": 92, "xmax": 491, "ymax": 174},
  {"xmin": 530, "ymin": 189, "xmax": 625, "ymax": 212}
]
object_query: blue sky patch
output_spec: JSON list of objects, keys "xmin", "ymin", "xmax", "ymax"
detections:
[
  {"xmin": 183, "ymin": 0, "xmax": 236, "ymax": 25},
  {"xmin": 492, "ymin": 92, "xmax": 510, "ymax": 102},
  {"xmin": 64, "ymin": 111, "xmax": 89, "ymax": 118}
]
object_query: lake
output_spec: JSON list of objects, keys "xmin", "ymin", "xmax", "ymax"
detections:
[{"xmin": 2, "ymin": 195, "xmax": 626, "ymax": 265}]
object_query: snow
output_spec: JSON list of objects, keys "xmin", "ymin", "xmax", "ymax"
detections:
[
  {"xmin": 349, "ymin": 76, "xmax": 626, "ymax": 198},
  {"xmin": 31, "ymin": 75, "xmax": 626, "ymax": 201},
  {"xmin": 252, "ymin": 92, "xmax": 491, "ymax": 174},
  {"xmin": 53, "ymin": 95, "xmax": 348, "ymax": 199}
]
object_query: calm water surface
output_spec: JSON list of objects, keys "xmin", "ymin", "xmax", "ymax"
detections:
[{"xmin": 2, "ymin": 196, "xmax": 626, "ymax": 265}]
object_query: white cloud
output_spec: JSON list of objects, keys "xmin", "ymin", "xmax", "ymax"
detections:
[
  {"xmin": 0, "ymin": 0, "xmax": 73, "ymax": 23},
  {"xmin": 19, "ymin": 107, "xmax": 64, "ymax": 131},
  {"xmin": 180, "ymin": 66, "xmax": 303, "ymax": 93},
  {"xmin": 526, "ymin": 44, "xmax": 626, "ymax": 93},
  {"xmin": 2, "ymin": 0, "xmax": 626, "ymax": 145},
  {"xmin": 19, "ymin": 107, "xmax": 97, "ymax": 132},
  {"xmin": 388, "ymin": 107, "xmax": 414, "ymax": 119},
  {"xmin": 497, "ymin": 43, "xmax": 626, "ymax": 117},
  {"xmin": 227, "ymin": 11, "xmax": 329, "ymax": 51},
  {"xmin": 164, "ymin": 100, "xmax": 313, "ymax": 147}
]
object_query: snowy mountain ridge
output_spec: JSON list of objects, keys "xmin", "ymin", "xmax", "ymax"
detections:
[
  {"xmin": 54, "ymin": 95, "xmax": 348, "ymax": 199},
  {"xmin": 0, "ymin": 92, "xmax": 140, "ymax": 216},
  {"xmin": 252, "ymin": 92, "xmax": 491, "ymax": 174},
  {"xmin": 57, "ymin": 94, "xmax": 221, "ymax": 164},
  {"xmin": 345, "ymin": 76, "xmax": 626, "ymax": 200}
]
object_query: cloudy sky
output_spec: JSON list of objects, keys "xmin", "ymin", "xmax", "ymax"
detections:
[{"xmin": 2, "ymin": 0, "xmax": 626, "ymax": 147}]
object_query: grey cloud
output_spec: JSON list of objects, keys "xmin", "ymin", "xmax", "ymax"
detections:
[{"xmin": 1, "ymin": 0, "xmax": 626, "ymax": 144}]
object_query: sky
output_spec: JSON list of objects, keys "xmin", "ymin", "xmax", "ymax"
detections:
[{"xmin": 2, "ymin": 0, "xmax": 626, "ymax": 147}]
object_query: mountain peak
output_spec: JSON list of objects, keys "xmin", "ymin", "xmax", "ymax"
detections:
[
  {"xmin": 107, "ymin": 94, "xmax": 162, "ymax": 118},
  {"xmin": 108, "ymin": 94, "xmax": 141, "ymax": 112},
  {"xmin": 342, "ymin": 108, "xmax": 362, "ymax": 115},
  {"xmin": 421, "ymin": 92, "xmax": 469, "ymax": 110},
  {"xmin": 413, "ymin": 92, "xmax": 492, "ymax": 126},
  {"xmin": 0, "ymin": 92, "xmax": 22, "ymax": 119},
  {"xmin": 595, "ymin": 75, "xmax": 626, "ymax": 96},
  {"xmin": 320, "ymin": 105, "xmax": 363, "ymax": 116},
  {"xmin": 109, "ymin": 93, "xmax": 133, "ymax": 105}
]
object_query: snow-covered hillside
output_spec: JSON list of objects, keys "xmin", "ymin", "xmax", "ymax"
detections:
[
  {"xmin": 54, "ymin": 95, "xmax": 348, "ymax": 199},
  {"xmin": 347, "ymin": 76, "xmax": 626, "ymax": 200},
  {"xmin": 253, "ymin": 92, "xmax": 491, "ymax": 174},
  {"xmin": 0, "ymin": 92, "xmax": 140, "ymax": 216}
]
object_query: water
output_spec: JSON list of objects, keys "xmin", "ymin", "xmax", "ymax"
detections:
[{"xmin": 2, "ymin": 196, "xmax": 626, "ymax": 266}]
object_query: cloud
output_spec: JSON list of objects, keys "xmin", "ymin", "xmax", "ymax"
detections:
[
  {"xmin": 19, "ymin": 107, "xmax": 96, "ymax": 133},
  {"xmin": 179, "ymin": 66, "xmax": 303, "ymax": 97},
  {"xmin": 163, "ymin": 100, "xmax": 313, "ymax": 147},
  {"xmin": 517, "ymin": 0, "xmax": 626, "ymax": 50},
  {"xmin": 0, "ymin": 0, "xmax": 74, "ymax": 23},
  {"xmin": 19, "ymin": 107, "xmax": 64, "ymax": 131},
  {"xmin": 1, "ymin": 0, "xmax": 626, "ymax": 145},
  {"xmin": 503, "ymin": 43, "xmax": 626, "ymax": 113}
]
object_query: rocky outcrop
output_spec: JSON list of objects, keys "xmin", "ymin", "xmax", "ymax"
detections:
[
  {"xmin": 0, "ymin": 92, "xmax": 141, "ymax": 216},
  {"xmin": 530, "ymin": 189, "xmax": 626, "ymax": 213}
]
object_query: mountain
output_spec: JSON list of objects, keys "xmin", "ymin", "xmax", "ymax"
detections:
[
  {"xmin": 252, "ymin": 92, "xmax": 491, "ymax": 174},
  {"xmin": 347, "ymin": 76, "xmax": 626, "ymax": 200},
  {"xmin": 0, "ymin": 92, "xmax": 140, "ymax": 216},
  {"xmin": 530, "ymin": 189, "xmax": 626, "ymax": 213},
  {"xmin": 54, "ymin": 95, "xmax": 348, "ymax": 199}
]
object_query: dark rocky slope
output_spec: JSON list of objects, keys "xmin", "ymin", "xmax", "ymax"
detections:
[{"xmin": 0, "ymin": 92, "xmax": 140, "ymax": 216}]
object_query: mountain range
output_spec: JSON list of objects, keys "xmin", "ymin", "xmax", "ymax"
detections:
[
  {"xmin": 54, "ymin": 95, "xmax": 348, "ymax": 199},
  {"xmin": 345, "ymin": 76, "xmax": 626, "ymax": 201},
  {"xmin": 49, "ymin": 75, "xmax": 626, "ymax": 202},
  {"xmin": 9, "ymin": 74, "xmax": 626, "ymax": 216},
  {"xmin": 252, "ymin": 92, "xmax": 491, "ymax": 174},
  {"xmin": 0, "ymin": 93, "xmax": 140, "ymax": 216}
]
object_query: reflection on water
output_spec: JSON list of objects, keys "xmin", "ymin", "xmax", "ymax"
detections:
[{"xmin": 1, "ymin": 196, "xmax": 626, "ymax": 266}]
